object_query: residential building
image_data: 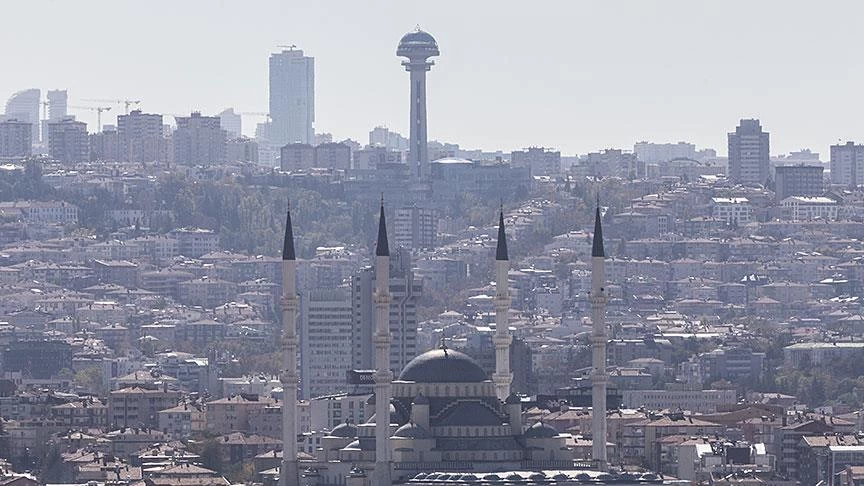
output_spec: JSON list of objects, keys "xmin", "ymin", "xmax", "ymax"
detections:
[
  {"xmin": 108, "ymin": 386, "xmax": 182, "ymax": 429},
  {"xmin": 511, "ymin": 147, "xmax": 561, "ymax": 176},
  {"xmin": 775, "ymin": 164, "xmax": 824, "ymax": 200},
  {"xmin": 353, "ymin": 145, "xmax": 402, "ymax": 170},
  {"xmin": 280, "ymin": 143, "xmax": 314, "ymax": 171},
  {"xmin": 711, "ymin": 197, "xmax": 752, "ymax": 225},
  {"xmin": 780, "ymin": 196, "xmax": 838, "ymax": 221},
  {"xmin": 205, "ymin": 394, "xmax": 274, "ymax": 434},
  {"xmin": 393, "ymin": 206, "xmax": 437, "ymax": 250},
  {"xmin": 621, "ymin": 389, "xmax": 737, "ymax": 413},
  {"xmin": 173, "ymin": 112, "xmax": 227, "ymax": 165},
  {"xmin": 117, "ymin": 110, "xmax": 163, "ymax": 163},
  {"xmin": 168, "ymin": 228, "xmax": 219, "ymax": 257},
  {"xmin": 728, "ymin": 119, "xmax": 770, "ymax": 184},
  {"xmin": 299, "ymin": 289, "xmax": 353, "ymax": 399},
  {"xmin": 47, "ymin": 117, "xmax": 89, "ymax": 163},
  {"xmin": 351, "ymin": 248, "xmax": 423, "ymax": 373},
  {"xmin": 157, "ymin": 402, "xmax": 206, "ymax": 439},
  {"xmin": 314, "ymin": 142, "xmax": 351, "ymax": 169},
  {"xmin": 0, "ymin": 119, "xmax": 32, "ymax": 157},
  {"xmin": 369, "ymin": 126, "xmax": 408, "ymax": 151},
  {"xmin": 634, "ymin": 141, "xmax": 697, "ymax": 163},
  {"xmin": 269, "ymin": 48, "xmax": 314, "ymax": 145},
  {"xmin": 0, "ymin": 200, "xmax": 78, "ymax": 224},
  {"xmin": 227, "ymin": 137, "xmax": 258, "ymax": 163},
  {"xmin": 89, "ymin": 126, "xmax": 119, "ymax": 161},
  {"xmin": 830, "ymin": 141, "xmax": 864, "ymax": 187}
]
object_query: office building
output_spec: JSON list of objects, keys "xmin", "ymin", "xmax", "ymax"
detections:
[
  {"xmin": 830, "ymin": 141, "xmax": 864, "ymax": 187},
  {"xmin": 299, "ymin": 289, "xmax": 353, "ymax": 399},
  {"xmin": 314, "ymin": 142, "xmax": 351, "ymax": 170},
  {"xmin": 0, "ymin": 119, "xmax": 32, "ymax": 157},
  {"xmin": 351, "ymin": 247, "xmax": 422, "ymax": 373},
  {"xmin": 269, "ymin": 48, "xmax": 314, "ymax": 145},
  {"xmin": 219, "ymin": 108, "xmax": 242, "ymax": 139},
  {"xmin": 173, "ymin": 112, "xmax": 227, "ymax": 165},
  {"xmin": 393, "ymin": 206, "xmax": 437, "ymax": 250},
  {"xmin": 728, "ymin": 119, "xmax": 770, "ymax": 184},
  {"xmin": 397, "ymin": 29, "xmax": 439, "ymax": 179},
  {"xmin": 511, "ymin": 146, "xmax": 562, "ymax": 175},
  {"xmin": 774, "ymin": 164, "xmax": 823, "ymax": 200},
  {"xmin": 4, "ymin": 89, "xmax": 40, "ymax": 144},
  {"xmin": 118, "ymin": 110, "xmax": 163, "ymax": 163},
  {"xmin": 47, "ymin": 117, "xmax": 89, "ymax": 163},
  {"xmin": 280, "ymin": 142, "xmax": 314, "ymax": 171}
]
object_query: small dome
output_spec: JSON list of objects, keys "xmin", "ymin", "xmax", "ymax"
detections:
[
  {"xmin": 328, "ymin": 422, "xmax": 357, "ymax": 438},
  {"xmin": 398, "ymin": 348, "xmax": 487, "ymax": 383},
  {"xmin": 393, "ymin": 422, "xmax": 431, "ymax": 439},
  {"xmin": 524, "ymin": 421, "xmax": 558, "ymax": 439},
  {"xmin": 505, "ymin": 393, "xmax": 521, "ymax": 405}
]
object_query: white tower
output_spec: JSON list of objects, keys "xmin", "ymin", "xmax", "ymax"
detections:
[
  {"xmin": 373, "ymin": 201, "xmax": 393, "ymax": 486},
  {"xmin": 397, "ymin": 29, "xmax": 439, "ymax": 181},
  {"xmin": 280, "ymin": 209, "xmax": 300, "ymax": 485},
  {"xmin": 590, "ymin": 205, "xmax": 609, "ymax": 470},
  {"xmin": 492, "ymin": 208, "xmax": 513, "ymax": 400}
]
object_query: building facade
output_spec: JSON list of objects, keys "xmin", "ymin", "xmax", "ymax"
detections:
[
  {"xmin": 269, "ymin": 48, "xmax": 314, "ymax": 146},
  {"xmin": 511, "ymin": 147, "xmax": 561, "ymax": 176},
  {"xmin": 728, "ymin": 119, "xmax": 770, "ymax": 185},
  {"xmin": 774, "ymin": 164, "xmax": 823, "ymax": 200},
  {"xmin": 47, "ymin": 118, "xmax": 89, "ymax": 163},
  {"xmin": 0, "ymin": 119, "xmax": 32, "ymax": 157},
  {"xmin": 300, "ymin": 289, "xmax": 354, "ymax": 399},
  {"xmin": 393, "ymin": 206, "xmax": 437, "ymax": 250},
  {"xmin": 830, "ymin": 141, "xmax": 864, "ymax": 187},
  {"xmin": 173, "ymin": 112, "xmax": 227, "ymax": 166},
  {"xmin": 118, "ymin": 110, "xmax": 164, "ymax": 163}
]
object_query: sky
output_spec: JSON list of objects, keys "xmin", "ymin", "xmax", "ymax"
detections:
[{"xmin": 1, "ymin": 0, "xmax": 862, "ymax": 156}]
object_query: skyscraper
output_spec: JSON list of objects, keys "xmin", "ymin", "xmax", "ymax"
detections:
[
  {"xmin": 269, "ymin": 48, "xmax": 314, "ymax": 146},
  {"xmin": 299, "ymin": 288, "xmax": 353, "ymax": 399},
  {"xmin": 218, "ymin": 108, "xmax": 242, "ymax": 139},
  {"xmin": 728, "ymin": 119, "xmax": 770, "ymax": 185},
  {"xmin": 47, "ymin": 90, "xmax": 68, "ymax": 120},
  {"xmin": 4, "ymin": 89, "xmax": 40, "ymax": 144},
  {"xmin": 397, "ymin": 29, "xmax": 439, "ymax": 180},
  {"xmin": 830, "ymin": 141, "xmax": 864, "ymax": 187}
]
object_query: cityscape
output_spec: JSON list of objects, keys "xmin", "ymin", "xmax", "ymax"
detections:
[{"xmin": 2, "ymin": 3, "xmax": 864, "ymax": 486}]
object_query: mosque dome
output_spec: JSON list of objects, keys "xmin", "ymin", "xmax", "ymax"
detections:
[
  {"xmin": 398, "ymin": 347, "xmax": 488, "ymax": 383},
  {"xmin": 524, "ymin": 422, "xmax": 559, "ymax": 439},
  {"xmin": 393, "ymin": 422, "xmax": 431, "ymax": 439},
  {"xmin": 328, "ymin": 422, "xmax": 358, "ymax": 438}
]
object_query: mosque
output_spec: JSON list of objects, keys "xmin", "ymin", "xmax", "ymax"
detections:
[{"xmin": 275, "ymin": 198, "xmax": 663, "ymax": 486}]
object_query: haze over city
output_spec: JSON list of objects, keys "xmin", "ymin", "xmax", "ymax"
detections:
[{"xmin": 3, "ymin": 0, "xmax": 864, "ymax": 154}]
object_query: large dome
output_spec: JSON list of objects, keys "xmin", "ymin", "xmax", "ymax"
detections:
[
  {"xmin": 397, "ymin": 29, "xmax": 440, "ymax": 58},
  {"xmin": 398, "ymin": 347, "xmax": 488, "ymax": 383}
]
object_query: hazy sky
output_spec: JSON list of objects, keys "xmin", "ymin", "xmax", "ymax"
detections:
[{"xmin": 2, "ymin": 1, "xmax": 862, "ymax": 156}]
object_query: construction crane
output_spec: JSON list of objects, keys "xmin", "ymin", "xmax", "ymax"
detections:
[
  {"xmin": 68, "ymin": 105, "xmax": 112, "ymax": 131},
  {"xmin": 82, "ymin": 98, "xmax": 140, "ymax": 114}
]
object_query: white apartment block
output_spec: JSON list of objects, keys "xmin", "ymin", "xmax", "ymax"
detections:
[
  {"xmin": 0, "ymin": 200, "xmax": 78, "ymax": 224},
  {"xmin": 621, "ymin": 389, "xmax": 737, "ymax": 413},
  {"xmin": 710, "ymin": 197, "xmax": 751, "ymax": 225},
  {"xmin": 780, "ymin": 196, "xmax": 838, "ymax": 221}
]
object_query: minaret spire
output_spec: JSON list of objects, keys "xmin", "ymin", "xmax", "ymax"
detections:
[
  {"xmin": 492, "ymin": 207, "xmax": 513, "ymax": 400},
  {"xmin": 373, "ymin": 199, "xmax": 393, "ymax": 486},
  {"xmin": 590, "ymin": 201, "xmax": 609, "ymax": 471},
  {"xmin": 280, "ymin": 206, "xmax": 299, "ymax": 486}
]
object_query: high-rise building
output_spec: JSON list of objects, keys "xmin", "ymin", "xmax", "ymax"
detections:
[
  {"xmin": 47, "ymin": 90, "xmax": 68, "ymax": 120},
  {"xmin": 313, "ymin": 142, "xmax": 351, "ymax": 170},
  {"xmin": 299, "ymin": 288, "xmax": 353, "ymax": 399},
  {"xmin": 280, "ymin": 143, "xmax": 314, "ymax": 171},
  {"xmin": 118, "ymin": 110, "xmax": 163, "ymax": 163},
  {"xmin": 728, "ymin": 119, "xmax": 770, "ymax": 185},
  {"xmin": 269, "ymin": 48, "xmax": 314, "ymax": 146},
  {"xmin": 219, "ymin": 108, "xmax": 242, "ymax": 139},
  {"xmin": 397, "ymin": 29, "xmax": 439, "ymax": 180},
  {"xmin": 511, "ymin": 147, "xmax": 562, "ymax": 176},
  {"xmin": 633, "ymin": 141, "xmax": 696, "ymax": 163},
  {"xmin": 774, "ymin": 164, "xmax": 824, "ymax": 200},
  {"xmin": 173, "ymin": 112, "xmax": 227, "ymax": 166},
  {"xmin": 393, "ymin": 206, "xmax": 437, "ymax": 250},
  {"xmin": 830, "ymin": 141, "xmax": 864, "ymax": 187},
  {"xmin": 4, "ymin": 89, "xmax": 40, "ymax": 144},
  {"xmin": 351, "ymin": 247, "xmax": 422, "ymax": 373},
  {"xmin": 47, "ymin": 117, "xmax": 89, "ymax": 163},
  {"xmin": 89, "ymin": 126, "xmax": 120, "ymax": 161},
  {"xmin": 0, "ymin": 119, "xmax": 32, "ymax": 157}
]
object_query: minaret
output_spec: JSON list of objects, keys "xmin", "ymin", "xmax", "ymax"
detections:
[
  {"xmin": 373, "ymin": 200, "xmax": 393, "ymax": 486},
  {"xmin": 280, "ymin": 208, "xmax": 299, "ymax": 486},
  {"xmin": 492, "ymin": 208, "xmax": 513, "ymax": 400},
  {"xmin": 590, "ymin": 204, "xmax": 609, "ymax": 471}
]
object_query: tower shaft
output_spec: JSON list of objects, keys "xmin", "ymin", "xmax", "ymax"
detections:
[
  {"xmin": 280, "ymin": 259, "xmax": 299, "ymax": 486},
  {"xmin": 590, "ymin": 253, "xmax": 608, "ymax": 470},
  {"xmin": 373, "ymin": 254, "xmax": 393, "ymax": 486},
  {"xmin": 492, "ymin": 259, "xmax": 512, "ymax": 400},
  {"xmin": 407, "ymin": 65, "xmax": 430, "ymax": 180}
]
